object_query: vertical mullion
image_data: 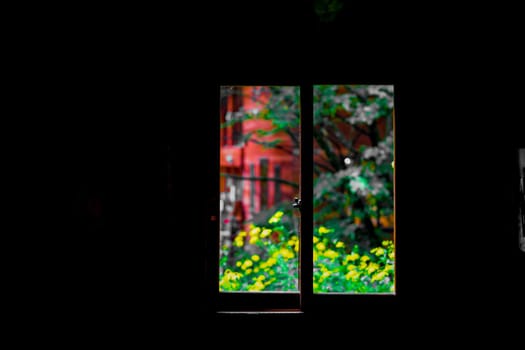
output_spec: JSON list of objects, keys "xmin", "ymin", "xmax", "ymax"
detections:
[
  {"xmin": 207, "ymin": 85, "xmax": 221, "ymax": 314},
  {"xmin": 300, "ymin": 84, "xmax": 313, "ymax": 312}
]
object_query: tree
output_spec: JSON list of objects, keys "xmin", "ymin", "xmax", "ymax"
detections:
[
  {"xmin": 224, "ymin": 85, "xmax": 394, "ymax": 249},
  {"xmin": 312, "ymin": 85, "xmax": 394, "ymax": 249}
]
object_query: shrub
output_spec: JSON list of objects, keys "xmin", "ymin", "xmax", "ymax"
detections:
[{"xmin": 219, "ymin": 210, "xmax": 394, "ymax": 293}]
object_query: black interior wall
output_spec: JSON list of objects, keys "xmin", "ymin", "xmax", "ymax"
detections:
[{"xmin": 49, "ymin": 0, "xmax": 524, "ymax": 341}]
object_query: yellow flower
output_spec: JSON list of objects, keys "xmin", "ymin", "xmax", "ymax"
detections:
[
  {"xmin": 279, "ymin": 247, "xmax": 295, "ymax": 260},
  {"xmin": 366, "ymin": 262, "xmax": 380, "ymax": 274},
  {"xmin": 241, "ymin": 260, "xmax": 253, "ymax": 270},
  {"xmin": 265, "ymin": 277, "xmax": 276, "ymax": 286},
  {"xmin": 360, "ymin": 255, "xmax": 370, "ymax": 262},
  {"xmin": 260, "ymin": 229, "xmax": 272, "ymax": 238},
  {"xmin": 233, "ymin": 236, "xmax": 244, "ymax": 247},
  {"xmin": 313, "ymin": 236, "xmax": 319, "ymax": 243},
  {"xmin": 335, "ymin": 241, "xmax": 345, "ymax": 248},
  {"xmin": 346, "ymin": 252, "xmax": 360, "ymax": 261},
  {"xmin": 345, "ymin": 270, "xmax": 359, "ymax": 281},
  {"xmin": 249, "ymin": 226, "xmax": 261, "ymax": 236},
  {"xmin": 266, "ymin": 257, "xmax": 277, "ymax": 267},
  {"xmin": 251, "ymin": 254, "xmax": 260, "ymax": 262},
  {"xmin": 371, "ymin": 270, "xmax": 387, "ymax": 282},
  {"xmin": 248, "ymin": 280, "xmax": 265, "ymax": 291},
  {"xmin": 323, "ymin": 249, "xmax": 339, "ymax": 260},
  {"xmin": 316, "ymin": 242, "xmax": 326, "ymax": 251},
  {"xmin": 245, "ymin": 268, "xmax": 253, "ymax": 275},
  {"xmin": 268, "ymin": 211, "xmax": 284, "ymax": 224},
  {"xmin": 236, "ymin": 261, "xmax": 242, "ymax": 267},
  {"xmin": 371, "ymin": 247, "xmax": 385, "ymax": 256},
  {"xmin": 223, "ymin": 269, "xmax": 242, "ymax": 282},
  {"xmin": 318, "ymin": 226, "xmax": 331, "ymax": 234}
]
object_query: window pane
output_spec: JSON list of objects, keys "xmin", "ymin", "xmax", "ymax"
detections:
[
  {"xmin": 519, "ymin": 148, "xmax": 525, "ymax": 252},
  {"xmin": 219, "ymin": 86, "xmax": 301, "ymax": 292},
  {"xmin": 313, "ymin": 85, "xmax": 395, "ymax": 294}
]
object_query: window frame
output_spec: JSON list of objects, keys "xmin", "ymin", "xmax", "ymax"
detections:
[{"xmin": 206, "ymin": 83, "xmax": 399, "ymax": 315}]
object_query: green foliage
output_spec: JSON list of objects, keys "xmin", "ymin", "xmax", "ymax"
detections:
[
  {"xmin": 220, "ymin": 210, "xmax": 300, "ymax": 291},
  {"xmin": 251, "ymin": 86, "xmax": 300, "ymax": 132},
  {"xmin": 313, "ymin": 225, "xmax": 394, "ymax": 293},
  {"xmin": 312, "ymin": 85, "xmax": 394, "ymax": 248},
  {"xmin": 219, "ymin": 211, "xmax": 395, "ymax": 293},
  {"xmin": 314, "ymin": 0, "xmax": 344, "ymax": 22}
]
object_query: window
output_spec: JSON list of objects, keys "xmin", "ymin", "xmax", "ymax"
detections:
[{"xmin": 209, "ymin": 84, "xmax": 397, "ymax": 313}]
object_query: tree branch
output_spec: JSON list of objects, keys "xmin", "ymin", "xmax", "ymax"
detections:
[
  {"xmin": 221, "ymin": 173, "xmax": 299, "ymax": 189},
  {"xmin": 248, "ymin": 139, "xmax": 296, "ymax": 156},
  {"xmin": 285, "ymin": 128, "xmax": 300, "ymax": 148},
  {"xmin": 314, "ymin": 128, "xmax": 343, "ymax": 171}
]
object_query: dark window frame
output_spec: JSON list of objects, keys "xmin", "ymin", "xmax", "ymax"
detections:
[{"xmin": 206, "ymin": 83, "xmax": 399, "ymax": 315}]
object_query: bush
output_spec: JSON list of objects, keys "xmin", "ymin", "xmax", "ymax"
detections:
[{"xmin": 219, "ymin": 210, "xmax": 395, "ymax": 293}]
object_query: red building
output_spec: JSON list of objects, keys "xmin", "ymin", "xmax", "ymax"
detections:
[{"xmin": 219, "ymin": 86, "xmax": 300, "ymax": 234}]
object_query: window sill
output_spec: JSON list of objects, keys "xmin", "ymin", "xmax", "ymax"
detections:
[
  {"xmin": 215, "ymin": 309, "xmax": 305, "ymax": 320},
  {"xmin": 217, "ymin": 310, "xmax": 303, "ymax": 315}
]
